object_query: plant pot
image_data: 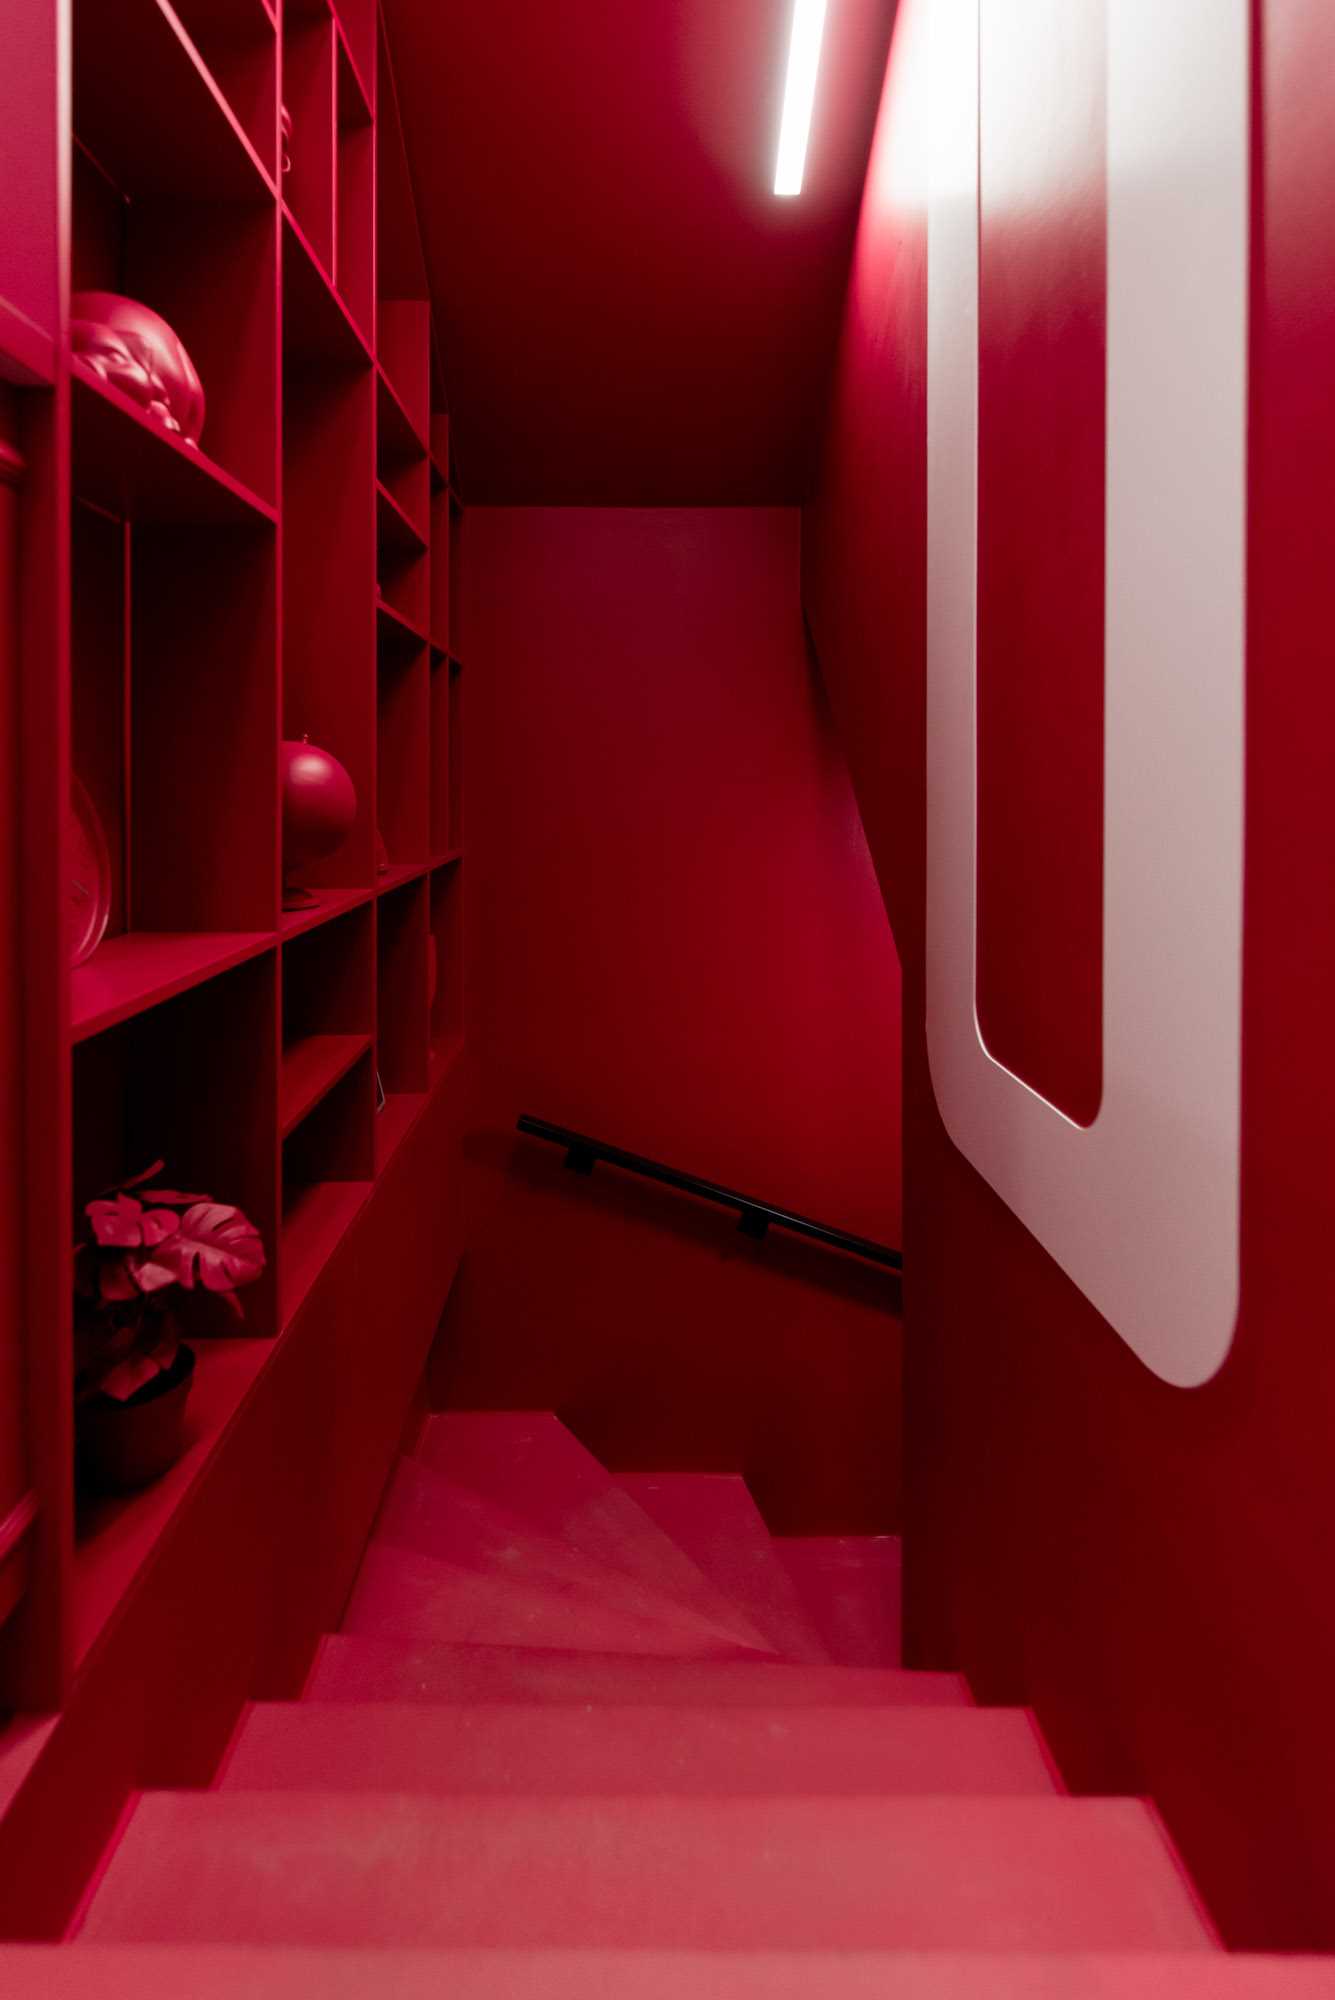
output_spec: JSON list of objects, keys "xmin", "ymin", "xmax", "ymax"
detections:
[{"xmin": 77, "ymin": 1344, "xmax": 196, "ymax": 1494}]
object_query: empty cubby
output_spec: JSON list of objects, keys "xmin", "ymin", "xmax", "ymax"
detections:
[
  {"xmin": 170, "ymin": 0, "xmax": 279, "ymax": 181},
  {"xmin": 331, "ymin": 0, "xmax": 376, "ymax": 112},
  {"xmin": 335, "ymin": 38, "xmax": 374, "ymax": 342},
  {"xmin": 281, "ymin": 1049, "xmax": 375, "ymax": 1325},
  {"xmin": 281, "ymin": 0, "xmax": 336, "ymax": 276},
  {"xmin": 376, "ymin": 877, "xmax": 430, "ymax": 1098},
  {"xmin": 377, "ymin": 633, "xmax": 430, "ymax": 868},
  {"xmin": 280, "ymin": 905, "xmax": 374, "ymax": 1139}
]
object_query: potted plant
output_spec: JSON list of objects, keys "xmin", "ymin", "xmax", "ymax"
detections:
[{"xmin": 74, "ymin": 1162, "xmax": 265, "ymax": 1492}]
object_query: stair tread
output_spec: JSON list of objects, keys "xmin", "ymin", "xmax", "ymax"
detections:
[
  {"xmin": 342, "ymin": 1544, "xmax": 760, "ymax": 1659},
  {"xmin": 305, "ymin": 1635, "xmax": 971, "ymax": 1705},
  {"xmin": 81, "ymin": 1793, "xmax": 1215, "ymax": 1950},
  {"xmin": 417, "ymin": 1413, "xmax": 773, "ymax": 1651},
  {"xmin": 374, "ymin": 1458, "xmax": 764, "ymax": 1653},
  {"xmin": 774, "ymin": 1536, "xmax": 902, "ymax": 1667},
  {"xmin": 617, "ymin": 1474, "xmax": 829, "ymax": 1663},
  {"xmin": 222, "ymin": 1700, "xmax": 1056, "ymax": 1795},
  {"xmin": 20, "ymin": 1950, "xmax": 1333, "ymax": 2000}
]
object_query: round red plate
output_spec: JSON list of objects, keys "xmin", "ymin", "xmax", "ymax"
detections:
[{"xmin": 67, "ymin": 777, "xmax": 111, "ymax": 967}]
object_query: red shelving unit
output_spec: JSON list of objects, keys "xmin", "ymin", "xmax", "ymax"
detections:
[{"xmin": 0, "ymin": 0, "xmax": 468, "ymax": 1710}]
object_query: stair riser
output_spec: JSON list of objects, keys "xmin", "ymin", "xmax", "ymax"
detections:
[
  {"xmin": 80, "ymin": 1794, "xmax": 1215, "ymax": 1951},
  {"xmin": 304, "ymin": 1637, "xmax": 973, "ymax": 1707},
  {"xmin": 220, "ymin": 1704, "xmax": 1057, "ymax": 1796}
]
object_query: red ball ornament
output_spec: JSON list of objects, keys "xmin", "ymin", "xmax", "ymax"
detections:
[{"xmin": 281, "ymin": 736, "xmax": 357, "ymax": 908}]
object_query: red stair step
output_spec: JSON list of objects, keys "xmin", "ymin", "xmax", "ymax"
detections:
[
  {"xmin": 417, "ymin": 1413, "xmax": 773, "ymax": 1651},
  {"xmin": 617, "ymin": 1473, "xmax": 829, "ymax": 1663},
  {"xmin": 341, "ymin": 1544, "xmax": 758, "ymax": 1658},
  {"xmin": 220, "ymin": 1701, "xmax": 1056, "ymax": 1796},
  {"xmin": 15, "ymin": 1951, "xmax": 1335, "ymax": 2000},
  {"xmin": 81, "ymin": 1793, "xmax": 1216, "ymax": 1950},
  {"xmin": 304, "ymin": 1636, "xmax": 972, "ymax": 1706},
  {"xmin": 373, "ymin": 1458, "xmax": 763, "ymax": 1654},
  {"xmin": 774, "ymin": 1536, "xmax": 902, "ymax": 1667}
]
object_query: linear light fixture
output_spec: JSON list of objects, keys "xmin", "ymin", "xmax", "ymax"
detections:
[{"xmin": 774, "ymin": 0, "xmax": 828, "ymax": 196}]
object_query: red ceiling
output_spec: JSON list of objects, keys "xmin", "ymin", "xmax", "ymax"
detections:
[{"xmin": 381, "ymin": 0, "xmax": 895, "ymax": 503}]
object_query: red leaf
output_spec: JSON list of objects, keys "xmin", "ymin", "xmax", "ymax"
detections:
[
  {"xmin": 98, "ymin": 1256, "xmax": 140, "ymax": 1303},
  {"xmin": 134, "ymin": 1187, "xmax": 213, "ymax": 1207},
  {"xmin": 134, "ymin": 1202, "xmax": 265, "ymax": 1298}
]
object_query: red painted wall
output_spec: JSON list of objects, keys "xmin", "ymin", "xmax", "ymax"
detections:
[
  {"xmin": 435, "ymin": 507, "xmax": 904, "ymax": 1531},
  {"xmin": 804, "ymin": 0, "xmax": 1335, "ymax": 1949}
]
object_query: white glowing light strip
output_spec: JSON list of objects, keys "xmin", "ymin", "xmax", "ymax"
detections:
[{"xmin": 774, "ymin": 0, "xmax": 828, "ymax": 195}]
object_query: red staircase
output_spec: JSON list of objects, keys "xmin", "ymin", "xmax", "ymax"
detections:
[{"xmin": 7, "ymin": 1412, "xmax": 1335, "ymax": 1991}]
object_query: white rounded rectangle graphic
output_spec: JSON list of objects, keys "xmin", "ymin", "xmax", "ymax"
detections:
[{"xmin": 925, "ymin": 0, "xmax": 1249, "ymax": 1386}]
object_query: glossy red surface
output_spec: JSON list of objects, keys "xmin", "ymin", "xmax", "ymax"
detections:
[
  {"xmin": 804, "ymin": 0, "xmax": 1335, "ymax": 1951},
  {"xmin": 381, "ymin": 0, "xmax": 894, "ymax": 501},
  {"xmin": 443, "ymin": 506, "xmax": 903, "ymax": 1531}
]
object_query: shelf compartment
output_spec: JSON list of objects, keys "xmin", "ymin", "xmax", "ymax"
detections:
[
  {"xmin": 377, "ymin": 638, "xmax": 429, "ymax": 869},
  {"xmin": 280, "ymin": 1033, "xmax": 371, "ymax": 1138},
  {"xmin": 377, "ymin": 304, "xmax": 429, "ymax": 442},
  {"xmin": 71, "ymin": 367, "xmax": 276, "ymax": 528},
  {"xmin": 283, "ymin": 360, "xmax": 376, "ymax": 892},
  {"xmin": 376, "ymin": 480, "xmax": 427, "ymax": 557},
  {"xmin": 281, "ymin": 1049, "xmax": 374, "ymax": 1325},
  {"xmin": 333, "ymin": 1, "xmax": 376, "ymax": 122},
  {"xmin": 169, "ymin": 0, "xmax": 279, "ymax": 180},
  {"xmin": 281, "ymin": 900, "xmax": 373, "ymax": 1135},
  {"xmin": 377, "ymin": 874, "xmax": 429, "ymax": 1095},
  {"xmin": 73, "ymin": 954, "xmax": 280, "ymax": 1351},
  {"xmin": 281, "ymin": 4, "xmax": 336, "ymax": 274},
  {"xmin": 74, "ymin": 0, "xmax": 275, "ymax": 202},
  {"xmin": 377, "ymin": 494, "xmax": 429, "ymax": 632},
  {"xmin": 335, "ymin": 35, "xmax": 374, "ymax": 344},
  {"xmin": 375, "ymin": 16, "xmax": 427, "ymax": 302},
  {"xmin": 377, "ymin": 361, "xmax": 428, "ymax": 466},
  {"xmin": 73, "ymin": 1335, "xmax": 270, "ymax": 1667},
  {"xmin": 128, "ymin": 522, "xmax": 280, "ymax": 933},
  {"xmin": 376, "ymin": 597, "xmax": 428, "ymax": 655},
  {"xmin": 282, "ymin": 210, "xmax": 371, "ymax": 368},
  {"xmin": 71, "ymin": 139, "xmax": 279, "ymax": 507},
  {"xmin": 72, "ymin": 931, "xmax": 276, "ymax": 1044}
]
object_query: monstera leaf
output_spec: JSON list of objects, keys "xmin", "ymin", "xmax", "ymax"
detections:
[
  {"xmin": 86, "ymin": 1191, "xmax": 181, "ymax": 1250},
  {"xmin": 135, "ymin": 1202, "xmax": 266, "ymax": 1311}
]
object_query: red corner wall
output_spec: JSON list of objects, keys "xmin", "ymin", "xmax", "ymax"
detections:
[
  {"xmin": 434, "ymin": 506, "xmax": 904, "ymax": 1531},
  {"xmin": 804, "ymin": 0, "xmax": 1335, "ymax": 1949}
]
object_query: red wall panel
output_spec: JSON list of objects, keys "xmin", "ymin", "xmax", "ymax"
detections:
[
  {"xmin": 804, "ymin": 0, "xmax": 1335, "ymax": 1950},
  {"xmin": 976, "ymin": 0, "xmax": 1105, "ymax": 1123},
  {"xmin": 438, "ymin": 507, "xmax": 904, "ymax": 1531}
]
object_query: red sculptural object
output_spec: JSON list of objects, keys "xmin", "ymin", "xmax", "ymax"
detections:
[
  {"xmin": 281, "ymin": 736, "xmax": 357, "ymax": 908},
  {"xmin": 70, "ymin": 291, "xmax": 206, "ymax": 446}
]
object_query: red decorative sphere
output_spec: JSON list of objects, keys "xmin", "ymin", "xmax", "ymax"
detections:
[{"xmin": 281, "ymin": 738, "xmax": 357, "ymax": 885}]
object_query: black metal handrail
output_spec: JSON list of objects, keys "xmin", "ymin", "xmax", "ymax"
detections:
[{"xmin": 516, "ymin": 1114, "xmax": 903, "ymax": 1271}]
